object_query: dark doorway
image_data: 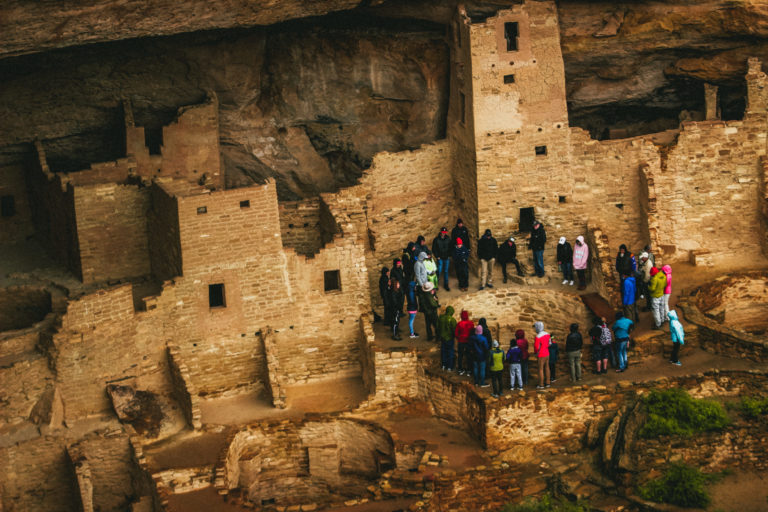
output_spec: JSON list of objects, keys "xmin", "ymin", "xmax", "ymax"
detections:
[{"xmin": 519, "ymin": 207, "xmax": 535, "ymax": 232}]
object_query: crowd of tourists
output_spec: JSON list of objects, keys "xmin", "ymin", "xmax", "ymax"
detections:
[{"xmin": 378, "ymin": 218, "xmax": 686, "ymax": 396}]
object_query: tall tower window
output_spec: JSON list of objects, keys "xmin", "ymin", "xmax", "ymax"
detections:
[
  {"xmin": 209, "ymin": 283, "xmax": 226, "ymax": 308},
  {"xmin": 460, "ymin": 92, "xmax": 466, "ymax": 124},
  {"xmin": 504, "ymin": 22, "xmax": 519, "ymax": 52}
]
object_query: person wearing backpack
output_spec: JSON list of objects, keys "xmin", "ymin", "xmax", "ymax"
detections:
[
  {"xmin": 589, "ymin": 317, "xmax": 612, "ymax": 374},
  {"xmin": 489, "ymin": 340, "xmax": 505, "ymax": 397},
  {"xmin": 506, "ymin": 340, "xmax": 524, "ymax": 390},
  {"xmin": 533, "ymin": 321, "xmax": 551, "ymax": 389},
  {"xmin": 470, "ymin": 325, "xmax": 490, "ymax": 387}
]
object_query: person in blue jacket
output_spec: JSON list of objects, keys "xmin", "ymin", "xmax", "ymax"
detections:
[
  {"xmin": 612, "ymin": 311, "xmax": 634, "ymax": 372},
  {"xmin": 470, "ymin": 325, "xmax": 490, "ymax": 387},
  {"xmin": 622, "ymin": 274, "xmax": 638, "ymax": 322},
  {"xmin": 668, "ymin": 310, "xmax": 685, "ymax": 366}
]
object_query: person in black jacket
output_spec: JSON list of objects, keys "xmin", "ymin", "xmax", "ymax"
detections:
[
  {"xmin": 528, "ymin": 220, "xmax": 547, "ymax": 277},
  {"xmin": 391, "ymin": 258, "xmax": 406, "ymax": 289},
  {"xmin": 389, "ymin": 279, "xmax": 405, "ymax": 340},
  {"xmin": 432, "ymin": 227, "xmax": 453, "ymax": 291},
  {"xmin": 379, "ymin": 267, "xmax": 392, "ymax": 326},
  {"xmin": 557, "ymin": 237, "xmax": 574, "ymax": 286},
  {"xmin": 451, "ymin": 218, "xmax": 470, "ymax": 251},
  {"xmin": 477, "ymin": 229, "xmax": 498, "ymax": 290},
  {"xmin": 615, "ymin": 244, "xmax": 634, "ymax": 279},
  {"xmin": 565, "ymin": 323, "xmax": 583, "ymax": 382},
  {"xmin": 414, "ymin": 235, "xmax": 429, "ymax": 257},
  {"xmin": 453, "ymin": 238, "xmax": 470, "ymax": 291},
  {"xmin": 498, "ymin": 236, "xmax": 524, "ymax": 282},
  {"xmin": 418, "ymin": 282, "xmax": 440, "ymax": 341}
]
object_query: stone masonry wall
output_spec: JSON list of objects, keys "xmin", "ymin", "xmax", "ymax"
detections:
[
  {"xmin": 278, "ymin": 198, "xmax": 323, "ymax": 256},
  {"xmin": 74, "ymin": 182, "xmax": 151, "ymax": 284},
  {"xmin": 651, "ymin": 115, "xmax": 768, "ymax": 263},
  {"xmin": 147, "ymin": 181, "xmax": 182, "ymax": 283}
]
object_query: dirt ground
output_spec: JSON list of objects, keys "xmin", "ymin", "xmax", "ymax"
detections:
[{"xmin": 710, "ymin": 470, "xmax": 768, "ymax": 512}]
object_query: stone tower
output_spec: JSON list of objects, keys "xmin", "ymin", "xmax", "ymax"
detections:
[{"xmin": 449, "ymin": 0, "xmax": 574, "ymax": 239}]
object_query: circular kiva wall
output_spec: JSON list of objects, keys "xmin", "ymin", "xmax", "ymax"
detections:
[
  {"xmin": 0, "ymin": 286, "xmax": 52, "ymax": 333},
  {"xmin": 693, "ymin": 272, "xmax": 768, "ymax": 336},
  {"xmin": 222, "ymin": 418, "xmax": 395, "ymax": 507}
]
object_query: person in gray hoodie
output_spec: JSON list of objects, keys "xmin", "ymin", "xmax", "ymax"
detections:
[{"xmin": 413, "ymin": 251, "xmax": 428, "ymax": 287}]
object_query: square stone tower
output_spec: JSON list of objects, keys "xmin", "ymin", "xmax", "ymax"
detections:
[{"xmin": 448, "ymin": 0, "xmax": 573, "ymax": 241}]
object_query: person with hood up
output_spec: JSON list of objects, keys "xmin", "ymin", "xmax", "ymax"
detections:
[
  {"xmin": 498, "ymin": 236, "xmax": 524, "ymax": 282},
  {"xmin": 391, "ymin": 258, "xmax": 406, "ymax": 289},
  {"xmin": 477, "ymin": 229, "xmax": 498, "ymax": 290},
  {"xmin": 438, "ymin": 306, "xmax": 457, "ymax": 371},
  {"xmin": 529, "ymin": 220, "xmax": 547, "ymax": 277},
  {"xmin": 477, "ymin": 317, "xmax": 492, "ymax": 346},
  {"xmin": 668, "ymin": 310, "xmax": 684, "ymax": 366},
  {"xmin": 622, "ymin": 273, "xmax": 638, "ymax": 322},
  {"xmin": 379, "ymin": 267, "xmax": 392, "ymax": 326},
  {"xmin": 418, "ymin": 282, "xmax": 440, "ymax": 341},
  {"xmin": 533, "ymin": 321, "xmax": 551, "ymax": 389},
  {"xmin": 661, "ymin": 265, "xmax": 672, "ymax": 320},
  {"xmin": 389, "ymin": 279, "xmax": 405, "ymax": 340},
  {"xmin": 402, "ymin": 242, "xmax": 416, "ymax": 282},
  {"xmin": 406, "ymin": 280, "xmax": 419, "ymax": 339},
  {"xmin": 515, "ymin": 329, "xmax": 530, "ymax": 386},
  {"xmin": 557, "ymin": 236, "xmax": 574, "ymax": 286},
  {"xmin": 506, "ymin": 339, "xmax": 524, "ymax": 390},
  {"xmin": 453, "ymin": 238, "xmax": 470, "ymax": 291},
  {"xmin": 573, "ymin": 235, "xmax": 589, "ymax": 290},
  {"xmin": 638, "ymin": 252, "xmax": 654, "ymax": 311},
  {"xmin": 489, "ymin": 340, "xmax": 505, "ymax": 397},
  {"xmin": 470, "ymin": 325, "xmax": 490, "ymax": 387},
  {"xmin": 615, "ymin": 244, "xmax": 635, "ymax": 281},
  {"xmin": 451, "ymin": 218, "xmax": 470, "ymax": 251},
  {"xmin": 424, "ymin": 252, "xmax": 439, "ymax": 290},
  {"xmin": 565, "ymin": 323, "xmax": 583, "ymax": 382},
  {"xmin": 454, "ymin": 310, "xmax": 475, "ymax": 375},
  {"xmin": 413, "ymin": 251, "xmax": 429, "ymax": 287},
  {"xmin": 432, "ymin": 227, "xmax": 453, "ymax": 291},
  {"xmin": 612, "ymin": 311, "xmax": 634, "ymax": 372},
  {"xmin": 648, "ymin": 266, "xmax": 668, "ymax": 329}
]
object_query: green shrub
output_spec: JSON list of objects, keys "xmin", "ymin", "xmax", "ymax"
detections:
[
  {"xmin": 639, "ymin": 388, "xmax": 729, "ymax": 438},
  {"xmin": 737, "ymin": 396, "xmax": 768, "ymax": 420},
  {"xmin": 639, "ymin": 463, "xmax": 713, "ymax": 508},
  {"xmin": 501, "ymin": 493, "xmax": 588, "ymax": 512}
]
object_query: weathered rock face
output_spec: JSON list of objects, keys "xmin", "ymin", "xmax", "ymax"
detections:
[
  {"xmin": 3, "ymin": 1, "xmax": 768, "ymax": 196},
  {"xmin": 0, "ymin": 17, "xmax": 448, "ymax": 198}
]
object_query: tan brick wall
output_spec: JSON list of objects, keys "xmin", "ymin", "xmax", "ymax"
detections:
[
  {"xmin": 278, "ymin": 198, "xmax": 323, "ymax": 255},
  {"xmin": 74, "ymin": 183, "xmax": 151, "ymax": 284}
]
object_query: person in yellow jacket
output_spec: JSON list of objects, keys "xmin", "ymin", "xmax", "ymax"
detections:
[
  {"xmin": 489, "ymin": 340, "xmax": 505, "ymax": 398},
  {"xmin": 648, "ymin": 267, "xmax": 667, "ymax": 329}
]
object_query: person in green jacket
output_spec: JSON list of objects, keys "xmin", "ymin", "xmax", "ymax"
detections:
[
  {"xmin": 648, "ymin": 267, "xmax": 668, "ymax": 329},
  {"xmin": 489, "ymin": 340, "xmax": 505, "ymax": 398},
  {"xmin": 438, "ymin": 306, "xmax": 457, "ymax": 371}
]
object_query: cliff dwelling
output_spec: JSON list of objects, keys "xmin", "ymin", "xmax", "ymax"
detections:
[{"xmin": 1, "ymin": 1, "xmax": 768, "ymax": 511}]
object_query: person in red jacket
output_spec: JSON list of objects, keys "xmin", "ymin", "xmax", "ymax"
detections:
[
  {"xmin": 533, "ymin": 321, "xmax": 551, "ymax": 389},
  {"xmin": 515, "ymin": 329, "xmax": 530, "ymax": 387},
  {"xmin": 455, "ymin": 310, "xmax": 475, "ymax": 376}
]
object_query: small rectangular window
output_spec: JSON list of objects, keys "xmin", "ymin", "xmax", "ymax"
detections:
[
  {"xmin": 240, "ymin": 200, "xmax": 250, "ymax": 209},
  {"xmin": 519, "ymin": 207, "xmax": 535, "ymax": 232},
  {"xmin": 1, "ymin": 195, "xmax": 15, "ymax": 217},
  {"xmin": 504, "ymin": 22, "xmax": 519, "ymax": 52},
  {"xmin": 208, "ymin": 283, "xmax": 225, "ymax": 308},
  {"xmin": 197, "ymin": 206, "xmax": 207, "ymax": 215},
  {"xmin": 503, "ymin": 74, "xmax": 515, "ymax": 84},
  {"xmin": 324, "ymin": 270, "xmax": 341, "ymax": 292},
  {"xmin": 460, "ymin": 92, "xmax": 466, "ymax": 124},
  {"xmin": 535, "ymin": 145, "xmax": 547, "ymax": 156},
  {"xmin": 558, "ymin": 195, "xmax": 567, "ymax": 203}
]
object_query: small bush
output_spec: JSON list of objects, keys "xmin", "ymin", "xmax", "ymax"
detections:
[
  {"xmin": 639, "ymin": 388, "xmax": 729, "ymax": 438},
  {"xmin": 737, "ymin": 396, "xmax": 768, "ymax": 420},
  {"xmin": 639, "ymin": 463, "xmax": 713, "ymax": 508},
  {"xmin": 501, "ymin": 493, "xmax": 588, "ymax": 512}
]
